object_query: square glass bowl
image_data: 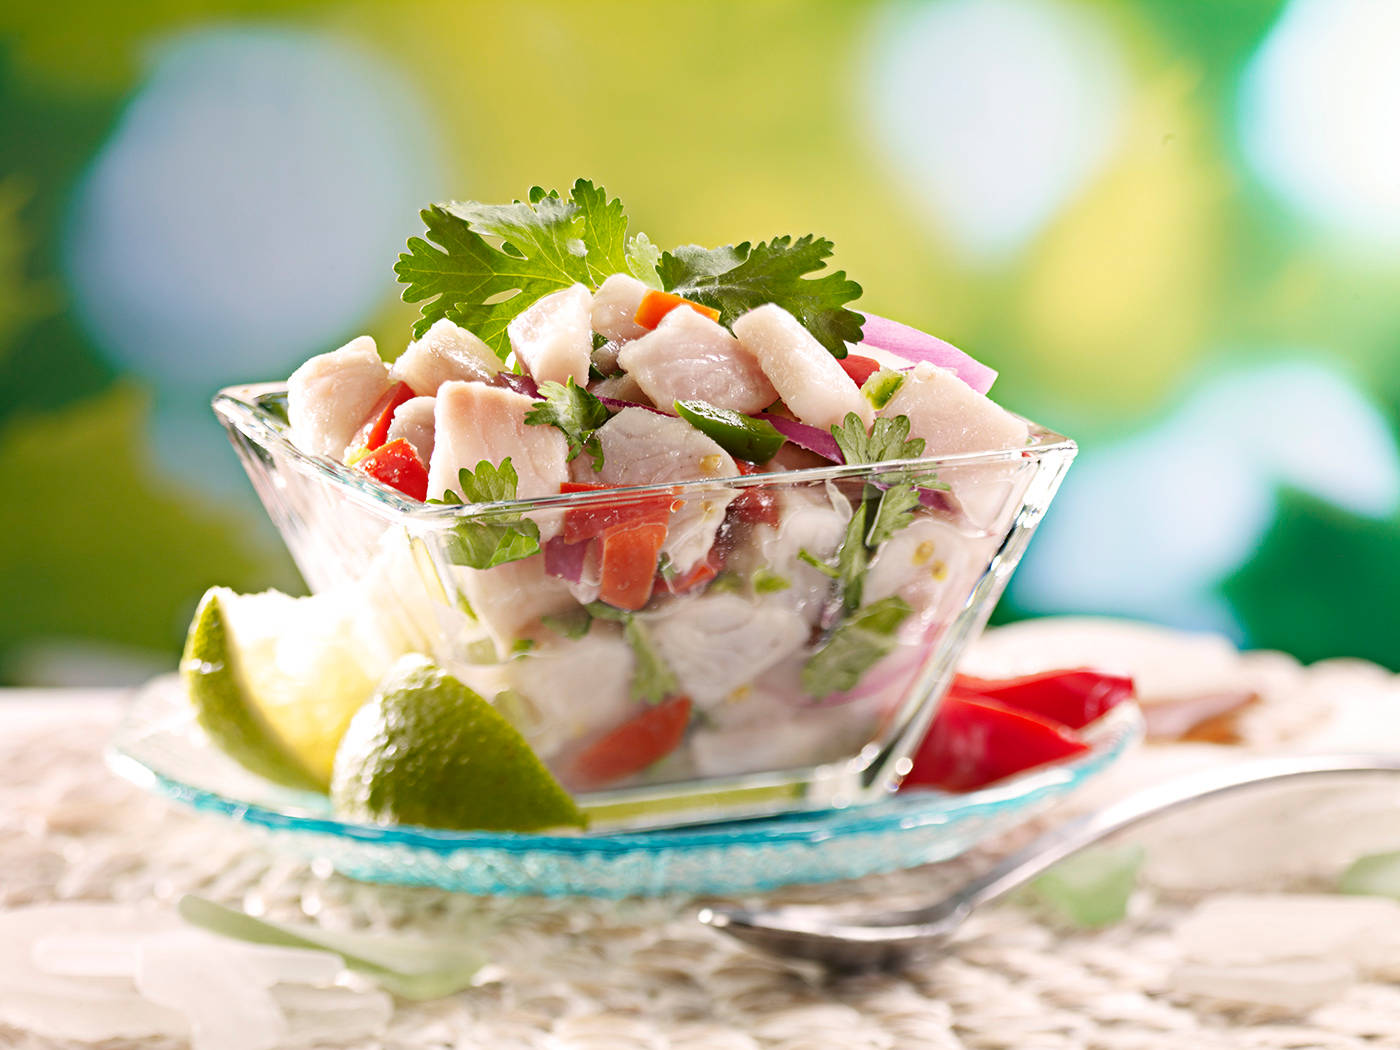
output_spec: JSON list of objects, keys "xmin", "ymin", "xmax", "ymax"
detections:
[{"xmin": 213, "ymin": 383, "xmax": 1076, "ymax": 832}]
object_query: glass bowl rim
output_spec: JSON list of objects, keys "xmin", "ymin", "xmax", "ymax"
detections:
[{"xmin": 212, "ymin": 382, "xmax": 1077, "ymax": 523}]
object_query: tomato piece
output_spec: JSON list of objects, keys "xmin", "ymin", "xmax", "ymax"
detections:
[
  {"xmin": 838, "ymin": 354, "xmax": 883, "ymax": 387},
  {"xmin": 348, "ymin": 381, "xmax": 415, "ymax": 457},
  {"xmin": 357, "ymin": 438, "xmax": 428, "ymax": 501},
  {"xmin": 729, "ymin": 459, "xmax": 780, "ymax": 526},
  {"xmin": 951, "ymin": 669, "xmax": 1134, "ymax": 730},
  {"xmin": 634, "ymin": 289, "xmax": 721, "ymax": 329},
  {"xmin": 561, "ymin": 696, "xmax": 692, "ymax": 791},
  {"xmin": 598, "ymin": 521, "xmax": 667, "ymax": 610},
  {"xmin": 559, "ymin": 481, "xmax": 676, "ymax": 542},
  {"xmin": 902, "ymin": 692, "xmax": 1090, "ymax": 793}
]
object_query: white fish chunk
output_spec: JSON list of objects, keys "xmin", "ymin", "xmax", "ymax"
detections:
[
  {"xmin": 732, "ymin": 304, "xmax": 872, "ymax": 430},
  {"xmin": 862, "ymin": 516, "xmax": 986, "ymax": 633},
  {"xmin": 507, "ymin": 284, "xmax": 592, "ymax": 386},
  {"xmin": 389, "ymin": 318, "xmax": 500, "ymax": 395},
  {"xmin": 455, "ymin": 555, "xmax": 578, "ymax": 662},
  {"xmin": 589, "ymin": 371, "xmax": 651, "ymax": 407},
  {"xmin": 879, "ymin": 361, "xmax": 1029, "ymax": 456},
  {"xmin": 618, "ymin": 306, "xmax": 778, "ymax": 414},
  {"xmin": 745, "ymin": 485, "xmax": 851, "ymax": 624},
  {"xmin": 428, "ymin": 380, "xmax": 568, "ymax": 504},
  {"xmin": 642, "ymin": 592, "xmax": 809, "ymax": 708},
  {"xmin": 501, "ymin": 622, "xmax": 637, "ymax": 759},
  {"xmin": 287, "ymin": 336, "xmax": 392, "ymax": 459},
  {"xmin": 589, "ymin": 407, "xmax": 736, "ymax": 574},
  {"xmin": 689, "ymin": 687, "xmax": 878, "ymax": 777},
  {"xmin": 384, "ymin": 396, "xmax": 435, "ymax": 465},
  {"xmin": 590, "ymin": 272, "xmax": 649, "ymax": 342}
]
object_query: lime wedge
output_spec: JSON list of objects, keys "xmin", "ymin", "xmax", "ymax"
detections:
[
  {"xmin": 181, "ymin": 587, "xmax": 384, "ymax": 792},
  {"xmin": 331, "ymin": 655, "xmax": 587, "ymax": 833}
]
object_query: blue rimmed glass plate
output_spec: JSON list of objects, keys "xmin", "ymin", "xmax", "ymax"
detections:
[{"xmin": 109, "ymin": 674, "xmax": 1141, "ymax": 898}]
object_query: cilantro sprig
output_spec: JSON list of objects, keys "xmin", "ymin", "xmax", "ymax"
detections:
[
  {"xmin": 394, "ymin": 179, "xmax": 659, "ymax": 353},
  {"xmin": 430, "ymin": 459, "xmax": 541, "ymax": 569},
  {"xmin": 525, "ymin": 378, "xmax": 610, "ymax": 471},
  {"xmin": 395, "ymin": 179, "xmax": 865, "ymax": 361},
  {"xmin": 586, "ymin": 602, "xmax": 679, "ymax": 703},
  {"xmin": 801, "ymin": 597, "xmax": 912, "ymax": 699},
  {"xmin": 659, "ymin": 236, "xmax": 863, "ymax": 357}
]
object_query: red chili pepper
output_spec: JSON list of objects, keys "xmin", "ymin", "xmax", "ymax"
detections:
[
  {"xmin": 598, "ymin": 521, "xmax": 667, "ymax": 611},
  {"xmin": 356, "ymin": 438, "xmax": 428, "ymax": 501},
  {"xmin": 348, "ymin": 381, "xmax": 415, "ymax": 456},
  {"xmin": 559, "ymin": 482, "xmax": 677, "ymax": 543},
  {"xmin": 951, "ymin": 669, "xmax": 1134, "ymax": 731},
  {"xmin": 633, "ymin": 289, "xmax": 721, "ymax": 329},
  {"xmin": 902, "ymin": 691, "xmax": 1090, "ymax": 793},
  {"xmin": 559, "ymin": 696, "xmax": 693, "ymax": 791},
  {"xmin": 838, "ymin": 354, "xmax": 883, "ymax": 387}
]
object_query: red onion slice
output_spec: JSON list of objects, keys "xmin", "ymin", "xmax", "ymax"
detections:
[
  {"xmin": 493, "ymin": 372, "xmax": 540, "ymax": 398},
  {"xmin": 756, "ymin": 413, "xmax": 844, "ymax": 463},
  {"xmin": 543, "ymin": 536, "xmax": 589, "ymax": 582},
  {"xmin": 859, "ymin": 312, "xmax": 998, "ymax": 395}
]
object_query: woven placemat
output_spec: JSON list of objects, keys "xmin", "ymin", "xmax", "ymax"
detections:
[{"xmin": 5, "ymin": 619, "xmax": 1400, "ymax": 1050}]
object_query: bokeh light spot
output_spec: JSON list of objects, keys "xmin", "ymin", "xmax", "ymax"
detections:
[
  {"xmin": 64, "ymin": 26, "xmax": 443, "ymax": 393},
  {"xmin": 1239, "ymin": 0, "xmax": 1400, "ymax": 245},
  {"xmin": 864, "ymin": 0, "xmax": 1128, "ymax": 262}
]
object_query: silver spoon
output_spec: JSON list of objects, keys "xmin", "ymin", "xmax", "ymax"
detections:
[{"xmin": 698, "ymin": 752, "xmax": 1400, "ymax": 972}]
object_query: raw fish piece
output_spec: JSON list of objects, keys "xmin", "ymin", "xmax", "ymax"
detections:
[
  {"xmin": 502, "ymin": 622, "xmax": 638, "ymax": 758},
  {"xmin": 745, "ymin": 486, "xmax": 852, "ymax": 623},
  {"xmin": 690, "ymin": 690, "xmax": 877, "ymax": 777},
  {"xmin": 287, "ymin": 336, "xmax": 393, "ymax": 459},
  {"xmin": 389, "ymin": 318, "xmax": 500, "ymax": 395},
  {"xmin": 732, "ymin": 304, "xmax": 872, "ymax": 430},
  {"xmin": 508, "ymin": 284, "xmax": 592, "ymax": 386},
  {"xmin": 384, "ymin": 395, "xmax": 435, "ymax": 465},
  {"xmin": 862, "ymin": 516, "xmax": 985, "ymax": 630},
  {"xmin": 590, "ymin": 371, "xmax": 652, "ymax": 406},
  {"xmin": 618, "ymin": 306, "xmax": 778, "ymax": 415},
  {"xmin": 589, "ymin": 407, "xmax": 737, "ymax": 575},
  {"xmin": 878, "ymin": 361, "xmax": 1029, "ymax": 456},
  {"xmin": 591, "ymin": 272, "xmax": 650, "ymax": 342},
  {"xmin": 642, "ymin": 592, "xmax": 809, "ymax": 707},
  {"xmin": 456, "ymin": 555, "xmax": 580, "ymax": 660},
  {"xmin": 428, "ymin": 380, "xmax": 569, "ymax": 510}
]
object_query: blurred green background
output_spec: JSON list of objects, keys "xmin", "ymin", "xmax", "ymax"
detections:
[{"xmin": 2, "ymin": 0, "xmax": 1397, "ymax": 684}]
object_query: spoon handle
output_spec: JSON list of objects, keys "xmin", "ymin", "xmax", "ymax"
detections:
[{"xmin": 943, "ymin": 752, "xmax": 1400, "ymax": 918}]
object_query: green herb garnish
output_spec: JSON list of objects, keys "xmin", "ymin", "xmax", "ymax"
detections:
[
  {"xmin": 801, "ymin": 596, "xmax": 912, "ymax": 699},
  {"xmin": 525, "ymin": 378, "xmax": 610, "ymax": 470},
  {"xmin": 430, "ymin": 459, "xmax": 541, "ymax": 569},
  {"xmin": 752, "ymin": 568, "xmax": 791, "ymax": 594},
  {"xmin": 585, "ymin": 602, "xmax": 680, "ymax": 704},
  {"xmin": 395, "ymin": 180, "xmax": 658, "ymax": 353},
  {"xmin": 659, "ymin": 237, "xmax": 863, "ymax": 358}
]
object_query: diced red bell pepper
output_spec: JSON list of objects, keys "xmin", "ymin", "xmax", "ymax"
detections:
[
  {"xmin": 560, "ymin": 696, "xmax": 692, "ymax": 791},
  {"xmin": 951, "ymin": 669, "xmax": 1134, "ymax": 731},
  {"xmin": 661, "ymin": 549, "xmax": 721, "ymax": 594},
  {"xmin": 729, "ymin": 459, "xmax": 780, "ymax": 526},
  {"xmin": 599, "ymin": 521, "xmax": 667, "ymax": 611},
  {"xmin": 348, "ymin": 381, "xmax": 415, "ymax": 457},
  {"xmin": 634, "ymin": 289, "xmax": 721, "ymax": 329},
  {"xmin": 357, "ymin": 438, "xmax": 428, "ymax": 501},
  {"xmin": 559, "ymin": 481, "xmax": 677, "ymax": 543},
  {"xmin": 838, "ymin": 353, "xmax": 883, "ymax": 387},
  {"xmin": 902, "ymin": 691, "xmax": 1090, "ymax": 793}
]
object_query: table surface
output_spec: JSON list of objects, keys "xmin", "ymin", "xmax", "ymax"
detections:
[{"xmin": 5, "ymin": 618, "xmax": 1400, "ymax": 1050}]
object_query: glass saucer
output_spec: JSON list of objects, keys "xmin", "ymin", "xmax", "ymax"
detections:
[{"xmin": 109, "ymin": 674, "xmax": 1141, "ymax": 898}]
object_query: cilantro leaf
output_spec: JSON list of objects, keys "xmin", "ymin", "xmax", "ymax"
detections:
[
  {"xmin": 831, "ymin": 412, "xmax": 925, "ymax": 465},
  {"xmin": 430, "ymin": 459, "xmax": 541, "ymax": 569},
  {"xmin": 865, "ymin": 484, "xmax": 921, "ymax": 549},
  {"xmin": 394, "ymin": 179, "xmax": 636, "ymax": 352},
  {"xmin": 802, "ymin": 597, "xmax": 913, "ymax": 699},
  {"xmin": 524, "ymin": 378, "xmax": 609, "ymax": 470},
  {"xmin": 625, "ymin": 232, "xmax": 662, "ymax": 287},
  {"xmin": 624, "ymin": 617, "xmax": 679, "ymax": 704},
  {"xmin": 658, "ymin": 236, "xmax": 863, "ymax": 357}
]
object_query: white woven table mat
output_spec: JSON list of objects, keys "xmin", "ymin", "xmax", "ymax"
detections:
[{"xmin": 4, "ymin": 618, "xmax": 1400, "ymax": 1050}]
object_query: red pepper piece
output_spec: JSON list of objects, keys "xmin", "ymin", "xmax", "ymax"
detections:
[
  {"xmin": 838, "ymin": 354, "xmax": 883, "ymax": 387},
  {"xmin": 559, "ymin": 481, "xmax": 677, "ymax": 543},
  {"xmin": 952, "ymin": 669, "xmax": 1134, "ymax": 731},
  {"xmin": 902, "ymin": 691, "xmax": 1090, "ymax": 793},
  {"xmin": 357, "ymin": 438, "xmax": 428, "ymax": 501},
  {"xmin": 349, "ymin": 381, "xmax": 415, "ymax": 456},
  {"xmin": 599, "ymin": 521, "xmax": 667, "ymax": 611},
  {"xmin": 661, "ymin": 549, "xmax": 721, "ymax": 594},
  {"xmin": 559, "ymin": 696, "xmax": 693, "ymax": 791},
  {"xmin": 634, "ymin": 289, "xmax": 722, "ymax": 329},
  {"xmin": 729, "ymin": 459, "xmax": 780, "ymax": 526}
]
